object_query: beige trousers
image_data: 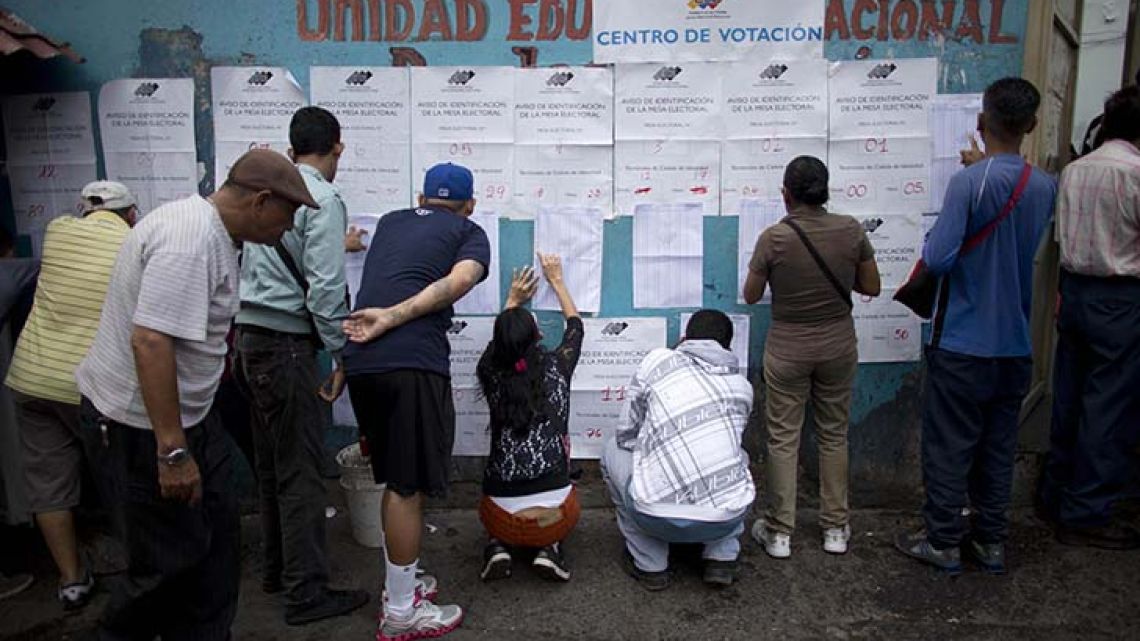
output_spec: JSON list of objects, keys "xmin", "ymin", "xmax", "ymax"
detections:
[{"xmin": 763, "ymin": 348, "xmax": 858, "ymax": 535}]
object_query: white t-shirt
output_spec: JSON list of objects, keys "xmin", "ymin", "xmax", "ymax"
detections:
[{"xmin": 76, "ymin": 195, "xmax": 240, "ymax": 430}]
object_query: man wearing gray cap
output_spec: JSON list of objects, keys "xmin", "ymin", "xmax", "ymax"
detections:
[
  {"xmin": 5, "ymin": 181, "xmax": 138, "ymax": 612},
  {"xmin": 75, "ymin": 150, "xmax": 319, "ymax": 641}
]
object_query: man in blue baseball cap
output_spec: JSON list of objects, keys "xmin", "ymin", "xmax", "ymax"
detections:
[{"xmin": 341, "ymin": 162, "xmax": 489, "ymax": 640}]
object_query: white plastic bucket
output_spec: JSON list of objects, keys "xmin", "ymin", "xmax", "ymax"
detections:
[{"xmin": 336, "ymin": 443, "xmax": 385, "ymax": 549}]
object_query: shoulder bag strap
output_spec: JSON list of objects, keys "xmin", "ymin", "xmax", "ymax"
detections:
[
  {"xmin": 960, "ymin": 162, "xmax": 1034, "ymax": 256},
  {"xmin": 274, "ymin": 242, "xmax": 309, "ymax": 295},
  {"xmin": 272, "ymin": 242, "xmax": 323, "ymax": 344},
  {"xmin": 783, "ymin": 218, "xmax": 852, "ymax": 309}
]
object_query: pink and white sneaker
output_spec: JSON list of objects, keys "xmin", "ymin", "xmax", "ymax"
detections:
[
  {"xmin": 376, "ymin": 601, "xmax": 463, "ymax": 641},
  {"xmin": 378, "ymin": 575, "xmax": 440, "ymax": 621}
]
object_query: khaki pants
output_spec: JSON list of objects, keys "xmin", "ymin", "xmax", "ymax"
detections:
[{"xmin": 763, "ymin": 349, "xmax": 857, "ymax": 535}]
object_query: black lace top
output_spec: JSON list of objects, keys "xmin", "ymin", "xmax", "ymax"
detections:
[{"xmin": 480, "ymin": 316, "xmax": 583, "ymax": 497}]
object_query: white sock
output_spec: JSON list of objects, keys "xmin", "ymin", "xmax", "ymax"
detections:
[{"xmin": 384, "ymin": 551, "xmax": 419, "ymax": 619}]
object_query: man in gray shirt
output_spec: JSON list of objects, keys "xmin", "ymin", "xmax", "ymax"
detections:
[{"xmin": 75, "ymin": 150, "xmax": 320, "ymax": 641}]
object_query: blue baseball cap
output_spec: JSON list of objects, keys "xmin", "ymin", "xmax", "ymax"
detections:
[{"xmin": 423, "ymin": 163, "xmax": 474, "ymax": 201}]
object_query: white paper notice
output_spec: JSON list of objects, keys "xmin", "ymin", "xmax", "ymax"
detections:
[
  {"xmin": 452, "ymin": 388, "xmax": 491, "ymax": 456},
  {"xmin": 572, "ymin": 318, "xmax": 667, "ymax": 391},
  {"xmin": 930, "ymin": 93, "xmax": 983, "ymax": 211},
  {"xmin": 2, "ymin": 92, "xmax": 96, "ymax": 165},
  {"xmin": 311, "ymin": 66, "xmax": 412, "ymax": 214},
  {"xmin": 103, "ymin": 151, "xmax": 198, "ymax": 214},
  {"xmin": 310, "ymin": 66, "xmax": 410, "ymax": 143},
  {"xmin": 211, "ymin": 67, "xmax": 305, "ymax": 182},
  {"xmin": 829, "ymin": 58, "xmax": 937, "ymax": 140},
  {"xmin": 410, "ymin": 66, "xmax": 514, "ymax": 143},
  {"xmin": 569, "ymin": 317, "xmax": 668, "ymax": 458},
  {"xmin": 214, "ymin": 140, "xmax": 292, "ymax": 185},
  {"xmin": 447, "ymin": 316, "xmax": 496, "ymax": 390},
  {"xmin": 513, "ymin": 145, "xmax": 613, "ymax": 219},
  {"xmin": 98, "ymin": 79, "xmax": 195, "ymax": 152},
  {"xmin": 3, "ymin": 92, "xmax": 97, "ymax": 244},
  {"xmin": 568, "ymin": 390, "xmax": 624, "ymax": 460},
  {"xmin": 412, "ymin": 142, "xmax": 514, "ymax": 208},
  {"xmin": 633, "ymin": 202, "xmax": 704, "ymax": 309},
  {"xmin": 447, "ymin": 317, "xmax": 494, "ymax": 454},
  {"xmin": 615, "ymin": 63, "xmax": 722, "ymax": 141},
  {"xmin": 853, "ymin": 292, "xmax": 921, "ymax": 363},
  {"xmin": 98, "ymin": 79, "xmax": 198, "ymax": 215},
  {"xmin": 7, "ymin": 162, "xmax": 95, "ymax": 237},
  {"xmin": 854, "ymin": 213, "xmax": 924, "ymax": 289},
  {"xmin": 615, "ymin": 140, "xmax": 720, "ymax": 216},
  {"xmin": 736, "ymin": 199, "xmax": 785, "ymax": 304},
  {"xmin": 721, "ymin": 137, "xmax": 827, "ymax": 216},
  {"xmin": 344, "ymin": 212, "xmax": 384, "ymax": 308},
  {"xmin": 680, "ymin": 312, "xmax": 751, "ymax": 376},
  {"xmin": 333, "ymin": 141, "xmax": 412, "ymax": 216},
  {"xmin": 828, "ymin": 136, "xmax": 932, "ymax": 215},
  {"xmin": 723, "ymin": 59, "xmax": 829, "ymax": 140},
  {"xmin": 533, "ymin": 206, "xmax": 604, "ymax": 314},
  {"xmin": 593, "ymin": 2, "xmax": 825, "ymax": 64},
  {"xmin": 454, "ymin": 210, "xmax": 501, "ymax": 315},
  {"xmin": 210, "ymin": 67, "xmax": 306, "ymax": 142},
  {"xmin": 515, "ymin": 67, "xmax": 613, "ymax": 145}
]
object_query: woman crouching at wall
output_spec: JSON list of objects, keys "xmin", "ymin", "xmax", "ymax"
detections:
[{"xmin": 476, "ymin": 253, "xmax": 583, "ymax": 582}]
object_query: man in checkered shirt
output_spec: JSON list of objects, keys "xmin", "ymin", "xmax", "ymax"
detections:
[
  {"xmin": 601, "ymin": 310, "xmax": 755, "ymax": 591},
  {"xmin": 1040, "ymin": 83, "xmax": 1140, "ymax": 551}
]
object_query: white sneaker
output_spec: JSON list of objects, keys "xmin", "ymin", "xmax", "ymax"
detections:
[
  {"xmin": 822, "ymin": 525, "xmax": 851, "ymax": 555},
  {"xmin": 380, "ymin": 575, "xmax": 439, "ymax": 614},
  {"xmin": 751, "ymin": 519, "xmax": 791, "ymax": 559},
  {"xmin": 378, "ymin": 600, "xmax": 464, "ymax": 641}
]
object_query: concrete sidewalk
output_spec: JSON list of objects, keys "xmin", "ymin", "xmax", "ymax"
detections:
[{"xmin": 2, "ymin": 496, "xmax": 1138, "ymax": 641}]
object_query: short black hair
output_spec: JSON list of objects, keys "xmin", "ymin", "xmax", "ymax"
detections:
[
  {"xmin": 289, "ymin": 106, "xmax": 341, "ymax": 156},
  {"xmin": 783, "ymin": 155, "xmax": 829, "ymax": 206},
  {"xmin": 685, "ymin": 309, "xmax": 733, "ymax": 350},
  {"xmin": 1100, "ymin": 85, "xmax": 1140, "ymax": 143},
  {"xmin": 982, "ymin": 77, "xmax": 1041, "ymax": 140}
]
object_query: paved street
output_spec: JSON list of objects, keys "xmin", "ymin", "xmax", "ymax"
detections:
[{"xmin": 2, "ymin": 494, "xmax": 1138, "ymax": 641}]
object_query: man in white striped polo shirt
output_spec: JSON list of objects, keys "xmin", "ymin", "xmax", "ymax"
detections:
[{"xmin": 74, "ymin": 150, "xmax": 320, "ymax": 641}]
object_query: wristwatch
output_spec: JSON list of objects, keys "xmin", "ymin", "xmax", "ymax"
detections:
[{"xmin": 157, "ymin": 447, "xmax": 191, "ymax": 467}]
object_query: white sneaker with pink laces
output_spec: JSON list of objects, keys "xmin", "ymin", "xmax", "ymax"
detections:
[{"xmin": 376, "ymin": 600, "xmax": 463, "ymax": 641}]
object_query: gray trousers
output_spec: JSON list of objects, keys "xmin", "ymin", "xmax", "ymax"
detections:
[
  {"xmin": 237, "ymin": 328, "xmax": 330, "ymax": 607},
  {"xmin": 601, "ymin": 437, "xmax": 744, "ymax": 573}
]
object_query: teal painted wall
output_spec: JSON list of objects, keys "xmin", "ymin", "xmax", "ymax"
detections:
[{"xmin": 0, "ymin": 0, "xmax": 1029, "ymax": 499}]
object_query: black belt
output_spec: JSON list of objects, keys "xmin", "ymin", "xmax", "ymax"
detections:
[{"xmin": 236, "ymin": 323, "xmax": 313, "ymax": 341}]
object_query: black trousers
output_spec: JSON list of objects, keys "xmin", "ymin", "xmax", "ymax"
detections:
[
  {"xmin": 81, "ymin": 399, "xmax": 239, "ymax": 641},
  {"xmin": 1042, "ymin": 272, "xmax": 1140, "ymax": 527},
  {"xmin": 236, "ymin": 327, "xmax": 330, "ymax": 607},
  {"xmin": 921, "ymin": 348, "xmax": 1032, "ymax": 548}
]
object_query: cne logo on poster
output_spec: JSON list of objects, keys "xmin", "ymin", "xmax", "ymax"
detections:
[
  {"xmin": 134, "ymin": 82, "xmax": 160, "ymax": 98},
  {"xmin": 247, "ymin": 70, "xmax": 274, "ymax": 86},
  {"xmin": 345, "ymin": 70, "xmax": 373, "ymax": 86}
]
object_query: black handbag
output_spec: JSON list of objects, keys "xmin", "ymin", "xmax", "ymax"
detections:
[{"xmin": 894, "ymin": 162, "xmax": 1034, "ymax": 319}]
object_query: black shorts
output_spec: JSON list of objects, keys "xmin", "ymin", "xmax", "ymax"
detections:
[{"xmin": 347, "ymin": 370, "xmax": 455, "ymax": 498}]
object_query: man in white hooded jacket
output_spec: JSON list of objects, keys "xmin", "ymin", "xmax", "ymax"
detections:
[{"xmin": 601, "ymin": 309, "xmax": 755, "ymax": 591}]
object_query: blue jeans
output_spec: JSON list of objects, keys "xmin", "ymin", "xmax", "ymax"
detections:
[
  {"xmin": 921, "ymin": 348, "xmax": 1031, "ymax": 548},
  {"xmin": 601, "ymin": 437, "xmax": 745, "ymax": 572},
  {"xmin": 1042, "ymin": 272, "xmax": 1140, "ymax": 527}
]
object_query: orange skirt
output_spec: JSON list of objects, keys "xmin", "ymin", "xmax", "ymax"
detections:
[{"xmin": 478, "ymin": 487, "xmax": 581, "ymax": 548}]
